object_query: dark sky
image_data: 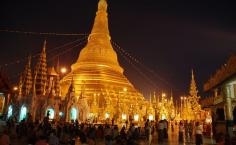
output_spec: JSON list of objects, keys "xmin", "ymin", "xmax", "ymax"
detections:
[{"xmin": 0, "ymin": 0, "xmax": 236, "ymax": 98}]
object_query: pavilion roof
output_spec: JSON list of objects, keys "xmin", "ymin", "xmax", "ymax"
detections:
[{"xmin": 204, "ymin": 54, "xmax": 236, "ymax": 92}]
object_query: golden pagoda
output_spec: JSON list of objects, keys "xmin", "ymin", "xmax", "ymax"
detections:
[{"xmin": 60, "ymin": 0, "xmax": 144, "ymax": 121}]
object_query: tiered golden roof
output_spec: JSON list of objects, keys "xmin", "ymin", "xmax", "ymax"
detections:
[{"xmin": 60, "ymin": 0, "xmax": 144, "ymax": 111}]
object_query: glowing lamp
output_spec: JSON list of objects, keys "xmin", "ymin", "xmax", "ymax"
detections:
[
  {"xmin": 122, "ymin": 113, "xmax": 127, "ymax": 120},
  {"xmin": 13, "ymin": 86, "xmax": 18, "ymax": 91},
  {"xmin": 60, "ymin": 67, "xmax": 67, "ymax": 74},
  {"xmin": 134, "ymin": 114, "xmax": 139, "ymax": 121}
]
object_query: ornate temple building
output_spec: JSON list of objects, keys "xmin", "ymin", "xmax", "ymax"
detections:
[
  {"xmin": 149, "ymin": 92, "xmax": 176, "ymax": 121},
  {"xmin": 6, "ymin": 0, "xmax": 150, "ymax": 123},
  {"xmin": 201, "ymin": 54, "xmax": 236, "ymax": 137},
  {"xmin": 5, "ymin": 0, "xmax": 184, "ymax": 125},
  {"xmin": 60, "ymin": 0, "xmax": 145, "ymax": 122}
]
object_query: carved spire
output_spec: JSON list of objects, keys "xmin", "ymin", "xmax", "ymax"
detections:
[
  {"xmin": 18, "ymin": 74, "xmax": 23, "ymax": 97},
  {"xmin": 47, "ymin": 67, "xmax": 59, "ymax": 97},
  {"xmin": 190, "ymin": 69, "xmax": 198, "ymax": 97},
  {"xmin": 188, "ymin": 69, "xmax": 201, "ymax": 112},
  {"xmin": 22, "ymin": 55, "xmax": 33, "ymax": 96},
  {"xmin": 157, "ymin": 94, "xmax": 159, "ymax": 105},
  {"xmin": 34, "ymin": 40, "xmax": 47, "ymax": 96},
  {"xmin": 149, "ymin": 93, "xmax": 152, "ymax": 104},
  {"xmin": 170, "ymin": 89, "xmax": 173, "ymax": 105},
  {"xmin": 55, "ymin": 57, "xmax": 60, "ymax": 96},
  {"xmin": 66, "ymin": 77, "xmax": 75, "ymax": 101},
  {"xmin": 68, "ymin": 77, "xmax": 75, "ymax": 93},
  {"xmin": 54, "ymin": 68, "xmax": 60, "ymax": 96},
  {"xmin": 153, "ymin": 91, "xmax": 156, "ymax": 103}
]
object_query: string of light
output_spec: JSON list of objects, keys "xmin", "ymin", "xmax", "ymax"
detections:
[
  {"xmin": 112, "ymin": 41, "xmax": 161, "ymax": 90},
  {"xmin": 48, "ymin": 39, "xmax": 87, "ymax": 62},
  {"xmin": 0, "ymin": 36, "xmax": 88, "ymax": 68},
  {"xmin": 111, "ymin": 40, "xmax": 166, "ymax": 82},
  {"xmin": 7, "ymin": 38, "xmax": 88, "ymax": 82},
  {"xmin": 0, "ymin": 29, "xmax": 88, "ymax": 36},
  {"xmin": 112, "ymin": 40, "xmax": 179, "ymax": 91},
  {"xmin": 112, "ymin": 40, "xmax": 186, "ymax": 94}
]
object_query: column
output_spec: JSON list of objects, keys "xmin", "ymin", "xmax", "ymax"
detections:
[
  {"xmin": 225, "ymin": 85, "xmax": 233, "ymax": 137},
  {"xmin": 230, "ymin": 84, "xmax": 235, "ymax": 98}
]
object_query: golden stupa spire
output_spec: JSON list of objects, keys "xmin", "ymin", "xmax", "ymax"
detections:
[
  {"xmin": 90, "ymin": 0, "xmax": 110, "ymax": 39},
  {"xmin": 60, "ymin": 0, "xmax": 144, "ymax": 118},
  {"xmin": 72, "ymin": 0, "xmax": 123, "ymax": 73},
  {"xmin": 190, "ymin": 69, "xmax": 198, "ymax": 97}
]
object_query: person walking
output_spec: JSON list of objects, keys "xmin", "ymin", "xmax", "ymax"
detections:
[
  {"xmin": 148, "ymin": 123, "xmax": 153, "ymax": 145},
  {"xmin": 195, "ymin": 122, "xmax": 203, "ymax": 145},
  {"xmin": 179, "ymin": 121, "xmax": 184, "ymax": 143},
  {"xmin": 157, "ymin": 120, "xmax": 164, "ymax": 143},
  {"xmin": 163, "ymin": 119, "xmax": 168, "ymax": 139}
]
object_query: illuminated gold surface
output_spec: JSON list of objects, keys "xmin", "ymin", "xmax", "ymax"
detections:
[{"xmin": 60, "ymin": 0, "xmax": 144, "ymax": 118}]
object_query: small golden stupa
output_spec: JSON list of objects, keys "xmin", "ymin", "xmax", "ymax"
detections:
[{"xmin": 60, "ymin": 0, "xmax": 144, "ymax": 120}]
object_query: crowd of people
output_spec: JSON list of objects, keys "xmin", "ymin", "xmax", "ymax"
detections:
[{"xmin": 0, "ymin": 115, "xmax": 236, "ymax": 145}]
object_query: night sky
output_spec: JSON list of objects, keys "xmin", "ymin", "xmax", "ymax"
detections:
[{"xmin": 0, "ymin": 0, "xmax": 236, "ymax": 98}]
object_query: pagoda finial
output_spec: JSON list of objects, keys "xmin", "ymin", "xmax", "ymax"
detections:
[
  {"xmin": 18, "ymin": 74, "xmax": 23, "ymax": 97},
  {"xmin": 98, "ymin": 0, "xmax": 108, "ymax": 11},
  {"xmin": 43, "ymin": 40, "xmax": 46, "ymax": 52},
  {"xmin": 153, "ymin": 91, "xmax": 156, "ymax": 103},
  {"xmin": 89, "ymin": 0, "xmax": 110, "ymax": 40},
  {"xmin": 56, "ymin": 56, "xmax": 60, "ymax": 73},
  {"xmin": 22, "ymin": 55, "xmax": 33, "ymax": 96},
  {"xmin": 149, "ymin": 93, "xmax": 152, "ymax": 104},
  {"xmin": 190, "ymin": 69, "xmax": 198, "ymax": 97},
  {"xmin": 72, "ymin": 0, "xmax": 123, "ymax": 74},
  {"xmin": 27, "ymin": 55, "xmax": 31, "ymax": 68}
]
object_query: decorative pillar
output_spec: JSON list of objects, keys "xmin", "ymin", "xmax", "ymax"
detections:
[
  {"xmin": 230, "ymin": 85, "xmax": 235, "ymax": 99},
  {"xmin": 225, "ymin": 85, "xmax": 233, "ymax": 137}
]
